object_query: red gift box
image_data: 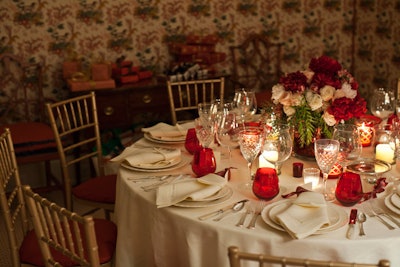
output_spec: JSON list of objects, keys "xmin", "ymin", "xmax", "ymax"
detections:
[
  {"xmin": 120, "ymin": 75, "xmax": 139, "ymax": 84},
  {"xmin": 68, "ymin": 79, "xmax": 116, "ymax": 92},
  {"xmin": 138, "ymin": 70, "xmax": 153, "ymax": 80},
  {"xmin": 91, "ymin": 63, "xmax": 111, "ymax": 81},
  {"xmin": 63, "ymin": 61, "xmax": 80, "ymax": 79}
]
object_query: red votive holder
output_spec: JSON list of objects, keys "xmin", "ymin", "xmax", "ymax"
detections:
[
  {"xmin": 292, "ymin": 162, "xmax": 303, "ymax": 178},
  {"xmin": 357, "ymin": 121, "xmax": 374, "ymax": 147}
]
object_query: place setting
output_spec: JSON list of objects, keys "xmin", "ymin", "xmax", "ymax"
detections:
[
  {"xmin": 110, "ymin": 145, "xmax": 190, "ymax": 173},
  {"xmin": 142, "ymin": 121, "xmax": 194, "ymax": 144}
]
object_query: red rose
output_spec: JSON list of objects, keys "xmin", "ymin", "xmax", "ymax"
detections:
[
  {"xmin": 312, "ymin": 72, "xmax": 342, "ymax": 89},
  {"xmin": 309, "ymin": 55, "xmax": 342, "ymax": 75},
  {"xmin": 328, "ymin": 95, "xmax": 367, "ymax": 121},
  {"xmin": 279, "ymin": 71, "xmax": 307, "ymax": 93}
]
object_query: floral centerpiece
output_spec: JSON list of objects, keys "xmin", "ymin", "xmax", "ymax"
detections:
[{"xmin": 271, "ymin": 55, "xmax": 367, "ymax": 151}]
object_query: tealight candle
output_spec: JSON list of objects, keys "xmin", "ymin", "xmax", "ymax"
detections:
[
  {"xmin": 375, "ymin": 143, "xmax": 395, "ymax": 164},
  {"xmin": 357, "ymin": 122, "xmax": 374, "ymax": 147}
]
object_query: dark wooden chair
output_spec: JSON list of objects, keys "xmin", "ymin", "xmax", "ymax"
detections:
[
  {"xmin": 0, "ymin": 53, "xmax": 61, "ymax": 193},
  {"xmin": 230, "ymin": 33, "xmax": 283, "ymax": 106}
]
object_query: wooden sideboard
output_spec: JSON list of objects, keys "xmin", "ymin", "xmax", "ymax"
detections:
[{"xmin": 70, "ymin": 78, "xmax": 172, "ymax": 131}]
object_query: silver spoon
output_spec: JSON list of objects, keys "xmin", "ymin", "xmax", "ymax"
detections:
[
  {"xmin": 213, "ymin": 200, "xmax": 247, "ymax": 221},
  {"xmin": 358, "ymin": 212, "xmax": 367, "ymax": 236}
]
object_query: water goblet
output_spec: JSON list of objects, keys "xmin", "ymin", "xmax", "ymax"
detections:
[
  {"xmin": 233, "ymin": 88, "xmax": 257, "ymax": 122},
  {"xmin": 332, "ymin": 124, "xmax": 362, "ymax": 170},
  {"xmin": 370, "ymin": 88, "xmax": 395, "ymax": 122},
  {"xmin": 252, "ymin": 167, "xmax": 279, "ymax": 200},
  {"xmin": 261, "ymin": 124, "xmax": 293, "ymax": 173},
  {"xmin": 238, "ymin": 126, "xmax": 264, "ymax": 189},
  {"xmin": 314, "ymin": 139, "xmax": 340, "ymax": 201},
  {"xmin": 216, "ymin": 104, "xmax": 240, "ymax": 162}
]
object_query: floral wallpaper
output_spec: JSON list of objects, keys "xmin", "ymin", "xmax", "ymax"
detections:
[{"xmin": 0, "ymin": 0, "xmax": 399, "ymax": 104}]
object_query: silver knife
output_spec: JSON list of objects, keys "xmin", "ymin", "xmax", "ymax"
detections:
[
  {"xmin": 346, "ymin": 209, "xmax": 358, "ymax": 239},
  {"xmin": 198, "ymin": 199, "xmax": 248, "ymax": 221}
]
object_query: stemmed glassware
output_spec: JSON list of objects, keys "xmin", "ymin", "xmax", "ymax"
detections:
[
  {"xmin": 332, "ymin": 124, "xmax": 362, "ymax": 171},
  {"xmin": 216, "ymin": 103, "xmax": 240, "ymax": 162},
  {"xmin": 370, "ymin": 88, "xmax": 395, "ymax": 123},
  {"xmin": 261, "ymin": 124, "xmax": 293, "ymax": 173},
  {"xmin": 314, "ymin": 139, "xmax": 340, "ymax": 201},
  {"xmin": 238, "ymin": 126, "xmax": 264, "ymax": 189},
  {"xmin": 192, "ymin": 117, "xmax": 216, "ymax": 176},
  {"xmin": 233, "ymin": 88, "xmax": 257, "ymax": 122}
]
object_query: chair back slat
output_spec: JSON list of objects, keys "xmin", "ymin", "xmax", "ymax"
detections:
[
  {"xmin": 46, "ymin": 92, "xmax": 104, "ymax": 211},
  {"xmin": 23, "ymin": 185, "xmax": 101, "ymax": 267},
  {"xmin": 0, "ymin": 128, "xmax": 30, "ymax": 267},
  {"xmin": 167, "ymin": 77, "xmax": 225, "ymax": 125},
  {"xmin": 228, "ymin": 246, "xmax": 390, "ymax": 267}
]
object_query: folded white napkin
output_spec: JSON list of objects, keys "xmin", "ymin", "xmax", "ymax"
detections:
[
  {"xmin": 110, "ymin": 146, "xmax": 181, "ymax": 168},
  {"xmin": 276, "ymin": 192, "xmax": 330, "ymax": 239},
  {"xmin": 156, "ymin": 173, "xmax": 227, "ymax": 208},
  {"xmin": 142, "ymin": 122, "xmax": 194, "ymax": 140}
]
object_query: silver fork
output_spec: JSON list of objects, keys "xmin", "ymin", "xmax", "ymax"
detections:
[
  {"xmin": 247, "ymin": 201, "xmax": 266, "ymax": 229},
  {"xmin": 370, "ymin": 200, "xmax": 400, "ymax": 228},
  {"xmin": 141, "ymin": 175, "xmax": 182, "ymax": 192},
  {"xmin": 236, "ymin": 205, "xmax": 251, "ymax": 227},
  {"xmin": 363, "ymin": 202, "xmax": 395, "ymax": 230}
]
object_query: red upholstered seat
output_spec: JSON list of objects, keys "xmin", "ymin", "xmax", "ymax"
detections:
[
  {"xmin": 20, "ymin": 218, "xmax": 117, "ymax": 266},
  {"xmin": 1, "ymin": 122, "xmax": 57, "ymax": 156},
  {"xmin": 72, "ymin": 174, "xmax": 117, "ymax": 204}
]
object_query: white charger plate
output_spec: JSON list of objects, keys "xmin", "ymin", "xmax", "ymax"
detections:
[
  {"xmin": 144, "ymin": 132, "xmax": 186, "ymax": 144},
  {"xmin": 174, "ymin": 187, "xmax": 233, "ymax": 208},
  {"xmin": 384, "ymin": 194, "xmax": 400, "ymax": 215},
  {"xmin": 261, "ymin": 199, "xmax": 347, "ymax": 235},
  {"xmin": 121, "ymin": 156, "xmax": 190, "ymax": 172},
  {"xmin": 184, "ymin": 186, "xmax": 231, "ymax": 202},
  {"xmin": 128, "ymin": 156, "xmax": 182, "ymax": 170}
]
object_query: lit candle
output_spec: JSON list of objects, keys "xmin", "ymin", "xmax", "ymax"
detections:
[
  {"xmin": 259, "ymin": 151, "xmax": 276, "ymax": 168},
  {"xmin": 375, "ymin": 143, "xmax": 395, "ymax": 164},
  {"xmin": 357, "ymin": 122, "xmax": 373, "ymax": 147},
  {"xmin": 303, "ymin": 167, "xmax": 320, "ymax": 189}
]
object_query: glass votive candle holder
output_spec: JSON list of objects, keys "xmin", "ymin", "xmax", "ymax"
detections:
[
  {"xmin": 292, "ymin": 162, "xmax": 303, "ymax": 178},
  {"xmin": 303, "ymin": 167, "xmax": 320, "ymax": 189},
  {"xmin": 357, "ymin": 121, "xmax": 374, "ymax": 147}
]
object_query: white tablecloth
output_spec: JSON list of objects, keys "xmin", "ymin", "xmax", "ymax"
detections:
[{"xmin": 114, "ymin": 139, "xmax": 400, "ymax": 267}]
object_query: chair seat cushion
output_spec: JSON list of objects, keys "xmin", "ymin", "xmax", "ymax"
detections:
[
  {"xmin": 20, "ymin": 218, "xmax": 117, "ymax": 266},
  {"xmin": 1, "ymin": 122, "xmax": 57, "ymax": 156},
  {"xmin": 72, "ymin": 174, "xmax": 117, "ymax": 204}
]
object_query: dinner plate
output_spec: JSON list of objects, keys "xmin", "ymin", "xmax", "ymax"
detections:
[
  {"xmin": 144, "ymin": 132, "xmax": 186, "ymax": 144},
  {"xmin": 384, "ymin": 194, "xmax": 400, "ymax": 215},
  {"xmin": 128, "ymin": 156, "xmax": 182, "ymax": 170},
  {"xmin": 174, "ymin": 187, "xmax": 233, "ymax": 208},
  {"xmin": 121, "ymin": 156, "xmax": 190, "ymax": 172},
  {"xmin": 184, "ymin": 186, "xmax": 231, "ymax": 202},
  {"xmin": 261, "ymin": 199, "xmax": 347, "ymax": 235}
]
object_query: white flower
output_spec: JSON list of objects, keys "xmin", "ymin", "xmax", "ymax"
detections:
[
  {"xmin": 283, "ymin": 105, "xmax": 296, "ymax": 116},
  {"xmin": 291, "ymin": 93, "xmax": 304, "ymax": 106},
  {"xmin": 334, "ymin": 82, "xmax": 357, "ymax": 99},
  {"xmin": 305, "ymin": 91, "xmax": 323, "ymax": 111},
  {"xmin": 319, "ymin": 85, "xmax": 335, "ymax": 101},
  {"xmin": 301, "ymin": 70, "xmax": 314, "ymax": 83},
  {"xmin": 322, "ymin": 111, "xmax": 337, "ymax": 126},
  {"xmin": 271, "ymin": 84, "xmax": 286, "ymax": 104}
]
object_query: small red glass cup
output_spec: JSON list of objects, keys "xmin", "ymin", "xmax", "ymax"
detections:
[
  {"xmin": 252, "ymin": 167, "xmax": 279, "ymax": 200},
  {"xmin": 335, "ymin": 171, "xmax": 363, "ymax": 206},
  {"xmin": 185, "ymin": 128, "xmax": 202, "ymax": 154},
  {"xmin": 191, "ymin": 147, "xmax": 216, "ymax": 177},
  {"xmin": 292, "ymin": 162, "xmax": 303, "ymax": 178}
]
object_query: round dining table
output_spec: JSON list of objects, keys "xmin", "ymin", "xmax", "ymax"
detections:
[{"xmin": 113, "ymin": 138, "xmax": 400, "ymax": 267}]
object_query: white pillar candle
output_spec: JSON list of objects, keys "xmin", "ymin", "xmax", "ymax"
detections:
[
  {"xmin": 259, "ymin": 153, "xmax": 275, "ymax": 168},
  {"xmin": 375, "ymin": 143, "xmax": 394, "ymax": 164}
]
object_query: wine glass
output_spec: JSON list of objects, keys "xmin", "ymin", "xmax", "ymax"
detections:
[
  {"xmin": 332, "ymin": 124, "xmax": 362, "ymax": 170},
  {"xmin": 233, "ymin": 88, "xmax": 257, "ymax": 122},
  {"xmin": 238, "ymin": 126, "xmax": 264, "ymax": 188},
  {"xmin": 370, "ymin": 88, "xmax": 395, "ymax": 122},
  {"xmin": 216, "ymin": 105, "xmax": 240, "ymax": 162},
  {"xmin": 261, "ymin": 124, "xmax": 293, "ymax": 173},
  {"xmin": 314, "ymin": 139, "xmax": 340, "ymax": 201},
  {"xmin": 192, "ymin": 117, "xmax": 217, "ymax": 176}
]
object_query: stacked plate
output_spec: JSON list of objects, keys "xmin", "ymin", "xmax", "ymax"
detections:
[
  {"xmin": 261, "ymin": 199, "xmax": 348, "ymax": 235},
  {"xmin": 144, "ymin": 132, "xmax": 186, "ymax": 144},
  {"xmin": 384, "ymin": 185, "xmax": 400, "ymax": 215},
  {"xmin": 174, "ymin": 186, "xmax": 233, "ymax": 208}
]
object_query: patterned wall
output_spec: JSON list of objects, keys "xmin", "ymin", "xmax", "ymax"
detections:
[{"xmin": 0, "ymin": 0, "xmax": 399, "ymax": 103}]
